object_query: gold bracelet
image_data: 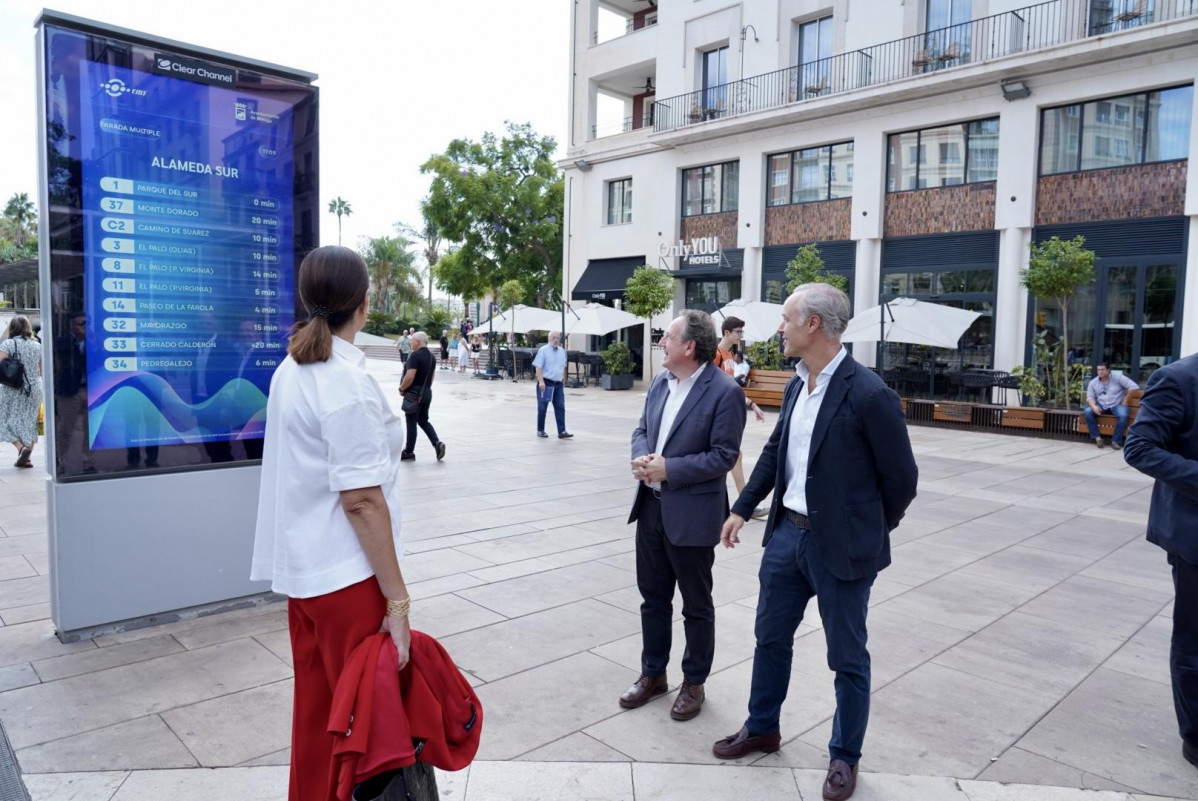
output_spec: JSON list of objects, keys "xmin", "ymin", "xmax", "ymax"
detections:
[{"xmin": 386, "ymin": 597, "xmax": 411, "ymax": 618}]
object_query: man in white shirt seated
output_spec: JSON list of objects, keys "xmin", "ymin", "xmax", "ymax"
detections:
[{"xmin": 1084, "ymin": 362, "xmax": 1139, "ymax": 449}]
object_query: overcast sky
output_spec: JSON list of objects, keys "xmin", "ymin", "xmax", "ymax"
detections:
[{"xmin": 0, "ymin": 0, "xmax": 571, "ymax": 251}]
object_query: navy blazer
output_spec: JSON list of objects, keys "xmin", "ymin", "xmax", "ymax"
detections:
[
  {"xmin": 629, "ymin": 365, "xmax": 746, "ymax": 547},
  {"xmin": 731, "ymin": 352, "xmax": 918, "ymax": 581},
  {"xmin": 1123, "ymin": 354, "xmax": 1198, "ymax": 564}
]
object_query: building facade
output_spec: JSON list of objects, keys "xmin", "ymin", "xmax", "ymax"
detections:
[{"xmin": 562, "ymin": 0, "xmax": 1198, "ymax": 386}]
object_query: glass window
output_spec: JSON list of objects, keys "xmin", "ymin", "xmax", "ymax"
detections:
[
  {"xmin": 940, "ymin": 142, "xmax": 961, "ymax": 163},
  {"xmin": 606, "ymin": 178, "xmax": 632, "ymax": 225},
  {"xmin": 798, "ymin": 16, "xmax": 833, "ymax": 92},
  {"xmin": 921, "ymin": 124, "xmax": 965, "ymax": 189},
  {"xmin": 722, "ymin": 162, "xmax": 739, "ymax": 211},
  {"xmin": 767, "ymin": 154, "xmax": 791, "ymax": 206},
  {"xmin": 883, "ymin": 272, "xmax": 908, "ymax": 296},
  {"xmin": 702, "ymin": 165, "xmax": 720, "ymax": 214},
  {"xmin": 1042, "ymin": 85, "xmax": 1190, "ymax": 174},
  {"xmin": 794, "ymin": 147, "xmax": 827, "ymax": 202},
  {"xmin": 829, "ymin": 141, "xmax": 853, "ymax": 199},
  {"xmin": 683, "ymin": 168, "xmax": 702, "ymax": 216},
  {"xmin": 1146, "ymin": 85, "xmax": 1194, "ymax": 161},
  {"xmin": 702, "ymin": 46, "xmax": 729, "ymax": 114},
  {"xmin": 966, "ymin": 118, "xmax": 999, "ymax": 182},
  {"xmin": 888, "ymin": 132, "xmax": 920, "ymax": 191}
]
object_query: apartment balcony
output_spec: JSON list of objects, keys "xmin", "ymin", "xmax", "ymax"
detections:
[
  {"xmin": 592, "ymin": 13, "xmax": 657, "ymax": 45},
  {"xmin": 652, "ymin": 0, "xmax": 1197, "ymax": 134},
  {"xmin": 591, "ymin": 116, "xmax": 656, "ymax": 139}
]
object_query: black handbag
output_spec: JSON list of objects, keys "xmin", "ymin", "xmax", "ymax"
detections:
[
  {"xmin": 0, "ymin": 342, "xmax": 29, "ymax": 394},
  {"xmin": 400, "ymin": 362, "xmax": 434, "ymax": 415},
  {"xmin": 351, "ymin": 757, "xmax": 439, "ymax": 801}
]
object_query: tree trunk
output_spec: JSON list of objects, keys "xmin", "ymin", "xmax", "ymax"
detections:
[{"xmin": 1059, "ymin": 295, "xmax": 1070, "ymax": 410}]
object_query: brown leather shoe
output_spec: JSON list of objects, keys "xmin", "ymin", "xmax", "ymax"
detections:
[
  {"xmin": 619, "ymin": 673, "xmax": 668, "ymax": 709},
  {"xmin": 712, "ymin": 725, "xmax": 781, "ymax": 759},
  {"xmin": 822, "ymin": 759, "xmax": 858, "ymax": 801},
  {"xmin": 670, "ymin": 682, "xmax": 704, "ymax": 721}
]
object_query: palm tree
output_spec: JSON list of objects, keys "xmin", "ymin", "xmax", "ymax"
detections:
[
  {"xmin": 396, "ymin": 215, "xmax": 442, "ymax": 305},
  {"xmin": 361, "ymin": 235, "xmax": 420, "ymax": 313},
  {"xmin": 328, "ymin": 197, "xmax": 352, "ymax": 245},
  {"xmin": 2, "ymin": 193, "xmax": 36, "ymax": 249}
]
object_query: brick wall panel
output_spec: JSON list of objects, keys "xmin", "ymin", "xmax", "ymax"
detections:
[
  {"xmin": 764, "ymin": 199, "xmax": 852, "ymax": 245},
  {"xmin": 884, "ymin": 183, "xmax": 996, "ymax": 238},
  {"xmin": 680, "ymin": 212, "xmax": 738, "ymax": 247},
  {"xmin": 1035, "ymin": 162, "xmax": 1186, "ymax": 226}
]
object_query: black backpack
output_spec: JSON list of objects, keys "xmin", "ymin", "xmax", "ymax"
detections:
[{"xmin": 0, "ymin": 341, "xmax": 30, "ymax": 395}]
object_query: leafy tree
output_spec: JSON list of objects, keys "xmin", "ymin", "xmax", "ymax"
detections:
[
  {"xmin": 396, "ymin": 215, "xmax": 443, "ymax": 305},
  {"xmin": 364, "ymin": 311, "xmax": 393, "ymax": 337},
  {"xmin": 2, "ymin": 193, "xmax": 36, "ymax": 250},
  {"xmin": 624, "ymin": 266, "xmax": 675, "ymax": 379},
  {"xmin": 785, "ymin": 244, "xmax": 848, "ymax": 293},
  {"xmin": 360, "ymin": 235, "xmax": 419, "ymax": 314},
  {"xmin": 497, "ymin": 279, "xmax": 525, "ymax": 379},
  {"xmin": 328, "ymin": 196, "xmax": 352, "ymax": 245},
  {"xmin": 420, "ymin": 122, "xmax": 563, "ymax": 308},
  {"xmin": 1021, "ymin": 236, "xmax": 1095, "ymax": 409}
]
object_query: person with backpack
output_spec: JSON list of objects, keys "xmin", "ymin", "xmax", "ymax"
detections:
[{"xmin": 0, "ymin": 315, "xmax": 43, "ymax": 469}]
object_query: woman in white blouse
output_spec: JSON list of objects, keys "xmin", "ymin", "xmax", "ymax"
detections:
[{"xmin": 251, "ymin": 246, "xmax": 411, "ymax": 801}]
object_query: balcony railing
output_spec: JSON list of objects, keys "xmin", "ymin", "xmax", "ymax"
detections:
[
  {"xmin": 652, "ymin": 0, "xmax": 1197, "ymax": 133},
  {"xmin": 592, "ymin": 116, "xmax": 646, "ymax": 138},
  {"xmin": 592, "ymin": 14, "xmax": 657, "ymax": 45}
]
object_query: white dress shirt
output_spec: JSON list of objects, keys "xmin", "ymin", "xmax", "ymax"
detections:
[
  {"xmin": 650, "ymin": 362, "xmax": 707, "ymax": 489},
  {"xmin": 782, "ymin": 347, "xmax": 848, "ymax": 516},
  {"xmin": 251, "ymin": 335, "xmax": 404, "ymax": 598}
]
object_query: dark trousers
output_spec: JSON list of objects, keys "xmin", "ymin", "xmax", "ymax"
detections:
[
  {"xmin": 403, "ymin": 389, "xmax": 439, "ymax": 454},
  {"xmin": 536, "ymin": 379, "xmax": 566, "ymax": 434},
  {"xmin": 747, "ymin": 517, "xmax": 874, "ymax": 764},
  {"xmin": 1169, "ymin": 553, "xmax": 1198, "ymax": 744},
  {"xmin": 1083, "ymin": 404, "xmax": 1130, "ymax": 444},
  {"xmin": 635, "ymin": 492, "xmax": 716, "ymax": 684}
]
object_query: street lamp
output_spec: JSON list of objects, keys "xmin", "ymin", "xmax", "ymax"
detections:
[{"xmin": 738, "ymin": 24, "xmax": 759, "ymax": 84}]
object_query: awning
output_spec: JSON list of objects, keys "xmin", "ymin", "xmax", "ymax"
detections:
[
  {"xmin": 571, "ymin": 256, "xmax": 645, "ymax": 302},
  {"xmin": 0, "ymin": 258, "xmax": 39, "ymax": 284}
]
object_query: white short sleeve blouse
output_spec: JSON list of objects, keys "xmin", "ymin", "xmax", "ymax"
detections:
[{"xmin": 251, "ymin": 335, "xmax": 404, "ymax": 598}]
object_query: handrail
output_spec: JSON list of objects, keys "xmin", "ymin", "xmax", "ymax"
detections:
[{"xmin": 652, "ymin": 0, "xmax": 1196, "ymax": 133}]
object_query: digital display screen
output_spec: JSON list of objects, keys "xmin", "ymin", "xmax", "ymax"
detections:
[{"xmin": 41, "ymin": 22, "xmax": 318, "ymax": 478}]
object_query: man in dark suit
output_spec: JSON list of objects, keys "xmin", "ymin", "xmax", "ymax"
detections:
[
  {"xmin": 620, "ymin": 310, "xmax": 746, "ymax": 721},
  {"xmin": 712, "ymin": 283, "xmax": 918, "ymax": 801},
  {"xmin": 1123, "ymin": 353, "xmax": 1198, "ymax": 770}
]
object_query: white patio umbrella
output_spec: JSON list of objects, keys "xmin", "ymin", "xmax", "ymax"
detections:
[
  {"xmin": 711, "ymin": 299, "xmax": 786, "ymax": 342},
  {"xmin": 472, "ymin": 304, "xmax": 560, "ymax": 335},
  {"xmin": 530, "ymin": 303, "xmax": 643, "ymax": 336},
  {"xmin": 840, "ymin": 297, "xmax": 981, "ymax": 349}
]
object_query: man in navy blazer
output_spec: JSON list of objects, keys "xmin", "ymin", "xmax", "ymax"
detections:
[
  {"xmin": 1123, "ymin": 353, "xmax": 1198, "ymax": 770},
  {"xmin": 621, "ymin": 310, "xmax": 746, "ymax": 722},
  {"xmin": 712, "ymin": 284, "xmax": 917, "ymax": 801}
]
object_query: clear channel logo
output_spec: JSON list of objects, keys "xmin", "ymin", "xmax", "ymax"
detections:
[{"xmin": 99, "ymin": 78, "xmax": 147, "ymax": 99}]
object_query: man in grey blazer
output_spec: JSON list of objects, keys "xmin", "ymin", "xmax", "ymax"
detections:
[{"xmin": 621, "ymin": 310, "xmax": 747, "ymax": 721}]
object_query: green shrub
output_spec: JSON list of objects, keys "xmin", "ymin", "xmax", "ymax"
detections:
[
  {"xmin": 744, "ymin": 338, "xmax": 787, "ymax": 371},
  {"xmin": 601, "ymin": 341, "xmax": 633, "ymax": 376}
]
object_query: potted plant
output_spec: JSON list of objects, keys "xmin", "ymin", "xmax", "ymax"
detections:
[
  {"xmin": 600, "ymin": 341, "xmax": 635, "ymax": 390},
  {"xmin": 1020, "ymin": 236, "xmax": 1095, "ymax": 410},
  {"xmin": 623, "ymin": 266, "xmax": 675, "ymax": 380}
]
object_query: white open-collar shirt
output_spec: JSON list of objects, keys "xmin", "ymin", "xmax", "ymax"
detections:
[
  {"xmin": 782, "ymin": 346, "xmax": 847, "ymax": 516},
  {"xmin": 252, "ymin": 335, "xmax": 404, "ymax": 598}
]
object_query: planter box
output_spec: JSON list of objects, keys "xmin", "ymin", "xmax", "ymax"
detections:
[
  {"xmin": 932, "ymin": 402, "xmax": 972, "ymax": 423},
  {"xmin": 1000, "ymin": 407, "xmax": 1046, "ymax": 430},
  {"xmin": 601, "ymin": 373, "xmax": 634, "ymax": 391}
]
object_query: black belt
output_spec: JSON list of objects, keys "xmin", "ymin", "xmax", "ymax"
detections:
[{"xmin": 784, "ymin": 507, "xmax": 810, "ymax": 529}]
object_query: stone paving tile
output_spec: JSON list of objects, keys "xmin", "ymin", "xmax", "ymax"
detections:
[
  {"xmin": 0, "ymin": 553, "xmax": 37, "ymax": 580},
  {"xmin": 798, "ymin": 662, "xmax": 1055, "ymax": 779},
  {"xmin": 1017, "ymin": 575, "xmax": 1172, "ymax": 639},
  {"xmin": 457, "ymin": 561, "xmax": 636, "ymax": 618},
  {"xmin": 16, "ymin": 714, "xmax": 198, "ymax": 773},
  {"xmin": 0, "ymin": 661, "xmax": 38, "ymax": 692},
  {"xmin": 172, "ymin": 610, "xmax": 288, "ymax": 651},
  {"xmin": 957, "ymin": 782, "xmax": 1135, "ymax": 801},
  {"xmin": 795, "ymin": 770, "xmax": 968, "ymax": 800},
  {"xmin": 1015, "ymin": 668, "xmax": 1198, "ymax": 800},
  {"xmin": 1080, "ymin": 539, "xmax": 1174, "ymax": 593},
  {"xmin": 634, "ymin": 762, "xmax": 798, "ymax": 800},
  {"xmin": 411, "ymin": 592, "xmax": 508, "ymax": 639},
  {"xmin": 32, "ymin": 634, "xmax": 185, "ymax": 682},
  {"xmin": 473, "ymin": 652, "xmax": 638, "ymax": 761},
  {"xmin": 466, "ymin": 761, "xmax": 633, "ymax": 801},
  {"xmin": 885, "ymin": 540, "xmax": 986, "ymax": 587},
  {"xmin": 1101, "ymin": 615, "xmax": 1172, "ymax": 687},
  {"xmin": 108, "ymin": 766, "xmax": 288, "ymax": 800},
  {"xmin": 879, "ymin": 571, "xmax": 1035, "ymax": 633},
  {"xmin": 1020, "ymin": 517, "xmax": 1146, "ymax": 560},
  {"xmin": 0, "ymin": 533, "xmax": 47, "ymax": 558},
  {"xmin": 956, "ymin": 546, "xmax": 1094, "ymax": 593},
  {"xmin": 92, "ymin": 601, "xmax": 287, "ymax": 648},
  {"xmin": 0, "ymin": 618, "xmax": 95, "ymax": 668},
  {"xmin": 455, "ymin": 525, "xmax": 623, "ymax": 566},
  {"xmin": 399, "ymin": 547, "xmax": 496, "ymax": 584},
  {"xmin": 516, "ymin": 732, "xmax": 632, "ymax": 762},
  {"xmin": 23, "ymin": 771, "xmax": 130, "ymax": 801},
  {"xmin": 976, "ymin": 746, "xmax": 1141, "ymax": 793},
  {"xmin": 442, "ymin": 598, "xmax": 640, "ymax": 681},
  {"xmin": 237, "ymin": 747, "xmax": 289, "ymax": 767},
  {"xmin": 160, "ymin": 679, "xmax": 292, "ymax": 766},
  {"xmin": 0, "ymin": 601, "xmax": 49, "ymax": 626},
  {"xmin": 252, "ymin": 630, "xmax": 292, "ymax": 668},
  {"xmin": 404, "ymin": 571, "xmax": 487, "ymax": 599},
  {"xmin": 0, "ymin": 573, "xmax": 49, "ymax": 610},
  {"xmin": 0, "ymin": 638, "xmax": 291, "ymax": 750}
]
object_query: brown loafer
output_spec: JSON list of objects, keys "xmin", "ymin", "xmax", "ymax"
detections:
[
  {"xmin": 712, "ymin": 724, "xmax": 781, "ymax": 759},
  {"xmin": 670, "ymin": 681, "xmax": 704, "ymax": 721},
  {"xmin": 619, "ymin": 673, "xmax": 668, "ymax": 709},
  {"xmin": 822, "ymin": 759, "xmax": 858, "ymax": 801}
]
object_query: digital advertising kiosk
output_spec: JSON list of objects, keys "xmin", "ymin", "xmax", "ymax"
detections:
[{"xmin": 35, "ymin": 10, "xmax": 319, "ymax": 639}]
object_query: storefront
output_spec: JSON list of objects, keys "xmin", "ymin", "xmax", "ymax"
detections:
[
  {"xmin": 761, "ymin": 241, "xmax": 855, "ymax": 304},
  {"xmin": 678, "ymin": 248, "xmax": 743, "ymax": 314}
]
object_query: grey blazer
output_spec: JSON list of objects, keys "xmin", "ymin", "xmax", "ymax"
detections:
[{"xmin": 629, "ymin": 365, "xmax": 747, "ymax": 547}]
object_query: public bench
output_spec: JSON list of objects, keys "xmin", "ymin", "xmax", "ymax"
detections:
[
  {"xmin": 1084, "ymin": 388, "xmax": 1143, "ymax": 437},
  {"xmin": 744, "ymin": 369, "xmax": 790, "ymax": 408}
]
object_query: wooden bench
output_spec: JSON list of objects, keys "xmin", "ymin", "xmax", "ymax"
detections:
[
  {"xmin": 1084, "ymin": 388, "xmax": 1142, "ymax": 438},
  {"xmin": 744, "ymin": 369, "xmax": 790, "ymax": 408}
]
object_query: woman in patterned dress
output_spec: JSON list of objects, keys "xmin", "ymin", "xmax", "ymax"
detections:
[{"xmin": 0, "ymin": 316, "xmax": 44, "ymax": 468}]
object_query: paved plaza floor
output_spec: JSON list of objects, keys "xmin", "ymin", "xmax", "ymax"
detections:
[{"xmin": 0, "ymin": 355, "xmax": 1194, "ymax": 800}]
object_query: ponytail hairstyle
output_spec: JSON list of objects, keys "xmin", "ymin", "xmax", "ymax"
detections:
[{"xmin": 288, "ymin": 246, "xmax": 370, "ymax": 364}]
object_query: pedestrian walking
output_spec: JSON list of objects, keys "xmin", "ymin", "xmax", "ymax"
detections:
[
  {"xmin": 715, "ymin": 316, "xmax": 766, "ymax": 517},
  {"xmin": 620, "ymin": 310, "xmax": 746, "ymax": 722},
  {"xmin": 1123, "ymin": 353, "xmax": 1198, "ymax": 771},
  {"xmin": 399, "ymin": 332, "xmax": 446, "ymax": 462},
  {"xmin": 0, "ymin": 315, "xmax": 43, "ymax": 469},
  {"xmin": 397, "ymin": 329, "xmax": 412, "ymax": 365},
  {"xmin": 439, "ymin": 331, "xmax": 450, "ymax": 370},
  {"xmin": 468, "ymin": 335, "xmax": 482, "ymax": 373},
  {"xmin": 449, "ymin": 332, "xmax": 460, "ymax": 371},
  {"xmin": 712, "ymin": 283, "xmax": 918, "ymax": 801},
  {"xmin": 533, "ymin": 330, "xmax": 572, "ymax": 439},
  {"xmin": 250, "ymin": 245, "xmax": 414, "ymax": 801}
]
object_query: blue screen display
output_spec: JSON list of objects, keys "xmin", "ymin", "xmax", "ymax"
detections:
[{"xmin": 43, "ymin": 25, "xmax": 318, "ymax": 475}]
